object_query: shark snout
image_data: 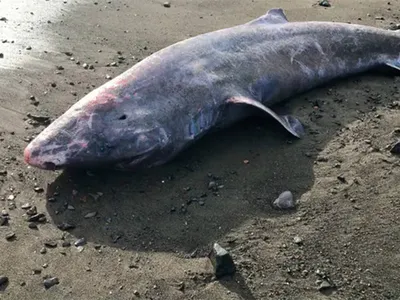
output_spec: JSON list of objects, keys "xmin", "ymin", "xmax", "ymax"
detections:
[{"xmin": 24, "ymin": 142, "xmax": 68, "ymax": 170}]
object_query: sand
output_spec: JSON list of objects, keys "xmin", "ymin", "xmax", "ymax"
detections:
[{"xmin": 0, "ymin": 0, "xmax": 400, "ymax": 299}]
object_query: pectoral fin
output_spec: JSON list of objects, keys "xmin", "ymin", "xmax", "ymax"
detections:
[
  {"xmin": 386, "ymin": 61, "xmax": 400, "ymax": 71},
  {"xmin": 227, "ymin": 96, "xmax": 305, "ymax": 138}
]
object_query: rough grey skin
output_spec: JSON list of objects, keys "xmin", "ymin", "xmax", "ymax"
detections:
[{"xmin": 24, "ymin": 8, "xmax": 400, "ymax": 170}]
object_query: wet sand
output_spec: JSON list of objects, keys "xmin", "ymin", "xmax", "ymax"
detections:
[{"xmin": 1, "ymin": 0, "xmax": 400, "ymax": 299}]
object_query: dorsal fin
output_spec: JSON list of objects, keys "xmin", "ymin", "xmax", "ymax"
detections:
[{"xmin": 246, "ymin": 8, "xmax": 289, "ymax": 26}]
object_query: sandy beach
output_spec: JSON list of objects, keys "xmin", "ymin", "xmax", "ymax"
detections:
[{"xmin": 0, "ymin": 0, "xmax": 400, "ymax": 299}]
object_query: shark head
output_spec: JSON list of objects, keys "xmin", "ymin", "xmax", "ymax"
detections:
[{"xmin": 24, "ymin": 77, "xmax": 172, "ymax": 171}]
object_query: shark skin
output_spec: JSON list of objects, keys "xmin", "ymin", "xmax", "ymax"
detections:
[{"xmin": 23, "ymin": 8, "xmax": 400, "ymax": 171}]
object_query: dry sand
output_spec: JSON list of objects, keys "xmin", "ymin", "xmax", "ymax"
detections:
[{"xmin": 0, "ymin": 0, "xmax": 400, "ymax": 299}]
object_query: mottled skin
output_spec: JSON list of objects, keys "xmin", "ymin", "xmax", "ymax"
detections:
[{"xmin": 24, "ymin": 9, "xmax": 400, "ymax": 170}]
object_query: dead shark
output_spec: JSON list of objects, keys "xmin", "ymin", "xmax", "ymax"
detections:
[{"xmin": 24, "ymin": 8, "xmax": 400, "ymax": 170}]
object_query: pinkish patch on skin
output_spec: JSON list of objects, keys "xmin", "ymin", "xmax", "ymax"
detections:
[{"xmin": 78, "ymin": 141, "xmax": 88, "ymax": 148}]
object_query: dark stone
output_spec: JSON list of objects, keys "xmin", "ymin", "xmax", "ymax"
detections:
[
  {"xmin": 5, "ymin": 232, "xmax": 15, "ymax": 241},
  {"xmin": 43, "ymin": 277, "xmax": 59, "ymax": 289},
  {"xmin": 44, "ymin": 240, "xmax": 58, "ymax": 248},
  {"xmin": 319, "ymin": 0, "xmax": 331, "ymax": 7},
  {"xmin": 27, "ymin": 213, "xmax": 45, "ymax": 222},
  {"xmin": 390, "ymin": 141, "xmax": 400, "ymax": 154},
  {"xmin": 74, "ymin": 238, "xmax": 86, "ymax": 247},
  {"xmin": 208, "ymin": 243, "xmax": 236, "ymax": 278},
  {"xmin": 62, "ymin": 241, "xmax": 71, "ymax": 247},
  {"xmin": 28, "ymin": 223, "xmax": 38, "ymax": 229},
  {"xmin": 57, "ymin": 222, "xmax": 75, "ymax": 231},
  {"xmin": 0, "ymin": 276, "xmax": 8, "ymax": 286},
  {"xmin": 0, "ymin": 216, "xmax": 8, "ymax": 226}
]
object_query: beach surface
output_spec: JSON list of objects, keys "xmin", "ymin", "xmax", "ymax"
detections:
[{"xmin": 0, "ymin": 0, "xmax": 400, "ymax": 299}]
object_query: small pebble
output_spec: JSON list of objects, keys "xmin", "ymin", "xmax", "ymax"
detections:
[
  {"xmin": 5, "ymin": 232, "xmax": 15, "ymax": 241},
  {"xmin": 390, "ymin": 141, "xmax": 400, "ymax": 154},
  {"xmin": 208, "ymin": 243, "xmax": 236, "ymax": 278},
  {"xmin": 273, "ymin": 191, "xmax": 296, "ymax": 210},
  {"xmin": 318, "ymin": 279, "xmax": 333, "ymax": 291},
  {"xmin": 1, "ymin": 209, "xmax": 8, "ymax": 216},
  {"xmin": 0, "ymin": 216, "xmax": 7, "ymax": 226},
  {"xmin": 27, "ymin": 213, "xmax": 45, "ymax": 222},
  {"xmin": 57, "ymin": 222, "xmax": 75, "ymax": 231},
  {"xmin": 40, "ymin": 247, "xmax": 47, "ymax": 254},
  {"xmin": 74, "ymin": 238, "xmax": 86, "ymax": 247},
  {"xmin": 62, "ymin": 241, "xmax": 71, "ymax": 247},
  {"xmin": 28, "ymin": 223, "xmax": 38, "ymax": 229},
  {"xmin": 26, "ymin": 206, "xmax": 38, "ymax": 216},
  {"xmin": 34, "ymin": 187, "xmax": 44, "ymax": 193},
  {"xmin": 389, "ymin": 24, "xmax": 400, "ymax": 30},
  {"xmin": 21, "ymin": 203, "xmax": 31, "ymax": 209},
  {"xmin": 44, "ymin": 240, "xmax": 57, "ymax": 248},
  {"xmin": 293, "ymin": 236, "xmax": 303, "ymax": 245},
  {"xmin": 318, "ymin": 0, "xmax": 331, "ymax": 6},
  {"xmin": 163, "ymin": 1, "xmax": 171, "ymax": 7},
  {"xmin": 208, "ymin": 181, "xmax": 217, "ymax": 190},
  {"xmin": 43, "ymin": 277, "xmax": 59, "ymax": 289},
  {"xmin": 0, "ymin": 276, "xmax": 8, "ymax": 287},
  {"xmin": 84, "ymin": 212, "xmax": 97, "ymax": 218}
]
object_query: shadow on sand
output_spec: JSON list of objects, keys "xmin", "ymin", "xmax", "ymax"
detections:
[
  {"xmin": 44, "ymin": 73, "xmax": 397, "ymax": 257},
  {"xmin": 45, "ymin": 115, "xmax": 308, "ymax": 254}
]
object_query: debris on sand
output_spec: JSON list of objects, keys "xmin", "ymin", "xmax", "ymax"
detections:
[
  {"xmin": 0, "ymin": 216, "xmax": 8, "ymax": 226},
  {"xmin": 318, "ymin": 279, "xmax": 336, "ymax": 292},
  {"xmin": 293, "ymin": 236, "xmax": 303, "ymax": 245},
  {"xmin": 44, "ymin": 240, "xmax": 58, "ymax": 248},
  {"xmin": 43, "ymin": 277, "xmax": 59, "ymax": 289},
  {"xmin": 74, "ymin": 238, "xmax": 86, "ymax": 247},
  {"xmin": 389, "ymin": 141, "xmax": 400, "ymax": 154},
  {"xmin": 26, "ymin": 113, "xmax": 51, "ymax": 126},
  {"xmin": 273, "ymin": 190, "xmax": 296, "ymax": 210},
  {"xmin": 388, "ymin": 23, "xmax": 400, "ymax": 31},
  {"xmin": 84, "ymin": 211, "xmax": 97, "ymax": 219},
  {"xmin": 318, "ymin": 0, "xmax": 331, "ymax": 7},
  {"xmin": 34, "ymin": 187, "xmax": 44, "ymax": 193},
  {"xmin": 0, "ymin": 276, "xmax": 8, "ymax": 287},
  {"xmin": 57, "ymin": 222, "xmax": 75, "ymax": 231},
  {"xmin": 27, "ymin": 213, "xmax": 46, "ymax": 223},
  {"xmin": 208, "ymin": 243, "xmax": 236, "ymax": 278},
  {"xmin": 5, "ymin": 232, "xmax": 16, "ymax": 241}
]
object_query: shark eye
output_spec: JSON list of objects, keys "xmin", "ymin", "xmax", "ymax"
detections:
[{"xmin": 118, "ymin": 114, "xmax": 127, "ymax": 120}]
